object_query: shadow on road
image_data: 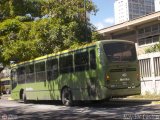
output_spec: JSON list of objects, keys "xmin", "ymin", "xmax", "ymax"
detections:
[
  {"xmin": 23, "ymin": 98, "xmax": 153, "ymax": 108},
  {"xmin": 1, "ymin": 96, "xmax": 159, "ymax": 120}
]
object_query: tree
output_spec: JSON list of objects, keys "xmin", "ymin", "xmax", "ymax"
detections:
[
  {"xmin": 0, "ymin": 0, "xmax": 98, "ymax": 65},
  {"xmin": 0, "ymin": 0, "xmax": 42, "ymax": 20},
  {"xmin": 145, "ymin": 42, "xmax": 160, "ymax": 53},
  {"xmin": 0, "ymin": 0, "xmax": 10, "ymax": 20}
]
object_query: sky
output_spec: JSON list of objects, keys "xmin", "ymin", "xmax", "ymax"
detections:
[{"xmin": 90, "ymin": 0, "xmax": 115, "ymax": 30}]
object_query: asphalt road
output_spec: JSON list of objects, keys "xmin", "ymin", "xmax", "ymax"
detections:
[{"xmin": 0, "ymin": 95, "xmax": 160, "ymax": 120}]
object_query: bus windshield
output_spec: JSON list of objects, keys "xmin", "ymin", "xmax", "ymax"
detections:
[{"xmin": 103, "ymin": 42, "xmax": 137, "ymax": 62}]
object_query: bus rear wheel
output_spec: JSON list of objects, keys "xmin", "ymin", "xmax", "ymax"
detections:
[{"xmin": 61, "ymin": 87, "xmax": 73, "ymax": 106}]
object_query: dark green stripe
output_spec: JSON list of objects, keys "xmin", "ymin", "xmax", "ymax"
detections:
[{"xmin": 110, "ymin": 68, "xmax": 136, "ymax": 72}]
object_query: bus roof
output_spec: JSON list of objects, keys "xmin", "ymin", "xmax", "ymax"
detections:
[
  {"xmin": 11, "ymin": 39, "xmax": 133, "ymax": 67},
  {"xmin": 11, "ymin": 41, "xmax": 98, "ymax": 67}
]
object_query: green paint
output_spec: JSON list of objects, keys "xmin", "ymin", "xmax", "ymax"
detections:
[{"xmin": 11, "ymin": 40, "xmax": 141, "ymax": 101}]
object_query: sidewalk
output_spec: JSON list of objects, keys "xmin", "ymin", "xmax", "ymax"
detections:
[
  {"xmin": 126, "ymin": 95, "xmax": 160, "ymax": 101},
  {"xmin": 124, "ymin": 95, "xmax": 160, "ymax": 105}
]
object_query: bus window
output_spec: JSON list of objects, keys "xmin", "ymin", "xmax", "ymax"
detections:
[
  {"xmin": 17, "ymin": 67, "xmax": 25, "ymax": 84},
  {"xmin": 11, "ymin": 69, "xmax": 17, "ymax": 89},
  {"xmin": 35, "ymin": 62, "xmax": 46, "ymax": 82},
  {"xmin": 103, "ymin": 42, "xmax": 137, "ymax": 62},
  {"xmin": 90, "ymin": 50, "xmax": 97, "ymax": 70},
  {"xmin": 59, "ymin": 55, "xmax": 73, "ymax": 74},
  {"xmin": 26, "ymin": 64, "xmax": 35, "ymax": 83},
  {"xmin": 75, "ymin": 51, "xmax": 89, "ymax": 72},
  {"xmin": 46, "ymin": 59, "xmax": 58, "ymax": 80}
]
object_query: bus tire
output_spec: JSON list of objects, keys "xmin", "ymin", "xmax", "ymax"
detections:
[{"xmin": 61, "ymin": 87, "xmax": 73, "ymax": 106}]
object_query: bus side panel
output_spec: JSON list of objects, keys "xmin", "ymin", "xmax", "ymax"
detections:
[
  {"xmin": 11, "ymin": 84, "xmax": 24, "ymax": 100},
  {"xmin": 25, "ymin": 82, "xmax": 61, "ymax": 100}
]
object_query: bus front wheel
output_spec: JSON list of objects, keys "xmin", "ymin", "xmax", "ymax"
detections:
[{"xmin": 61, "ymin": 87, "xmax": 73, "ymax": 106}]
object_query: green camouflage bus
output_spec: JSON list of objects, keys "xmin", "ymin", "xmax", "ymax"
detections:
[
  {"xmin": 11, "ymin": 40, "xmax": 141, "ymax": 105},
  {"xmin": 0, "ymin": 77, "xmax": 11, "ymax": 94}
]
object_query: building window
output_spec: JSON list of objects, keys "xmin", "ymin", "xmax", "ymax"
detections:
[
  {"xmin": 152, "ymin": 24, "xmax": 159, "ymax": 32},
  {"xmin": 146, "ymin": 37, "xmax": 152, "ymax": 44},
  {"xmin": 145, "ymin": 26, "xmax": 151, "ymax": 33},
  {"xmin": 138, "ymin": 28, "xmax": 144, "ymax": 34},
  {"xmin": 138, "ymin": 38, "xmax": 146, "ymax": 45},
  {"xmin": 138, "ymin": 35, "xmax": 160, "ymax": 46},
  {"xmin": 153, "ymin": 36, "xmax": 159, "ymax": 42}
]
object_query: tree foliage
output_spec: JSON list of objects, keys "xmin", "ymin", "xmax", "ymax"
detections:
[
  {"xmin": 145, "ymin": 43, "xmax": 160, "ymax": 53},
  {"xmin": 0, "ymin": 0, "xmax": 42, "ymax": 19},
  {"xmin": 0, "ymin": 0, "xmax": 98, "ymax": 65}
]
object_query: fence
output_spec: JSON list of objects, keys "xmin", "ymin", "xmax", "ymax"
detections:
[{"xmin": 138, "ymin": 52, "xmax": 160, "ymax": 95}]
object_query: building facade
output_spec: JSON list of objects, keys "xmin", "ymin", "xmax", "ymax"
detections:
[
  {"xmin": 155, "ymin": 0, "xmax": 160, "ymax": 11},
  {"xmin": 98, "ymin": 12, "xmax": 160, "ymax": 95},
  {"xmin": 114, "ymin": 0, "xmax": 155, "ymax": 24}
]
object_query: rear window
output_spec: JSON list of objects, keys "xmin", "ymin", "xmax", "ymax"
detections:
[{"xmin": 103, "ymin": 42, "xmax": 137, "ymax": 62}]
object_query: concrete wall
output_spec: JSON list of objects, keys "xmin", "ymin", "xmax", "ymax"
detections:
[{"xmin": 138, "ymin": 52, "xmax": 160, "ymax": 95}]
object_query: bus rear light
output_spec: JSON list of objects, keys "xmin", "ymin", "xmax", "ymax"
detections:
[{"xmin": 106, "ymin": 75, "xmax": 110, "ymax": 81}]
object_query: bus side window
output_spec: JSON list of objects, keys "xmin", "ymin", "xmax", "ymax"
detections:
[
  {"xmin": 17, "ymin": 67, "xmax": 25, "ymax": 84},
  {"xmin": 90, "ymin": 50, "xmax": 97, "ymax": 70},
  {"xmin": 46, "ymin": 59, "xmax": 58, "ymax": 81},
  {"xmin": 75, "ymin": 51, "xmax": 89, "ymax": 72},
  {"xmin": 59, "ymin": 55, "xmax": 73, "ymax": 74},
  {"xmin": 35, "ymin": 62, "xmax": 46, "ymax": 82},
  {"xmin": 26, "ymin": 64, "xmax": 35, "ymax": 83},
  {"xmin": 11, "ymin": 69, "xmax": 17, "ymax": 89}
]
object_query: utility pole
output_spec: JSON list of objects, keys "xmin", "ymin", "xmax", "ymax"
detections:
[{"xmin": 84, "ymin": 0, "xmax": 87, "ymax": 41}]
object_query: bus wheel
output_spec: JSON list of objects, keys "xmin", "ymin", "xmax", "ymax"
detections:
[{"xmin": 61, "ymin": 87, "xmax": 73, "ymax": 106}]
